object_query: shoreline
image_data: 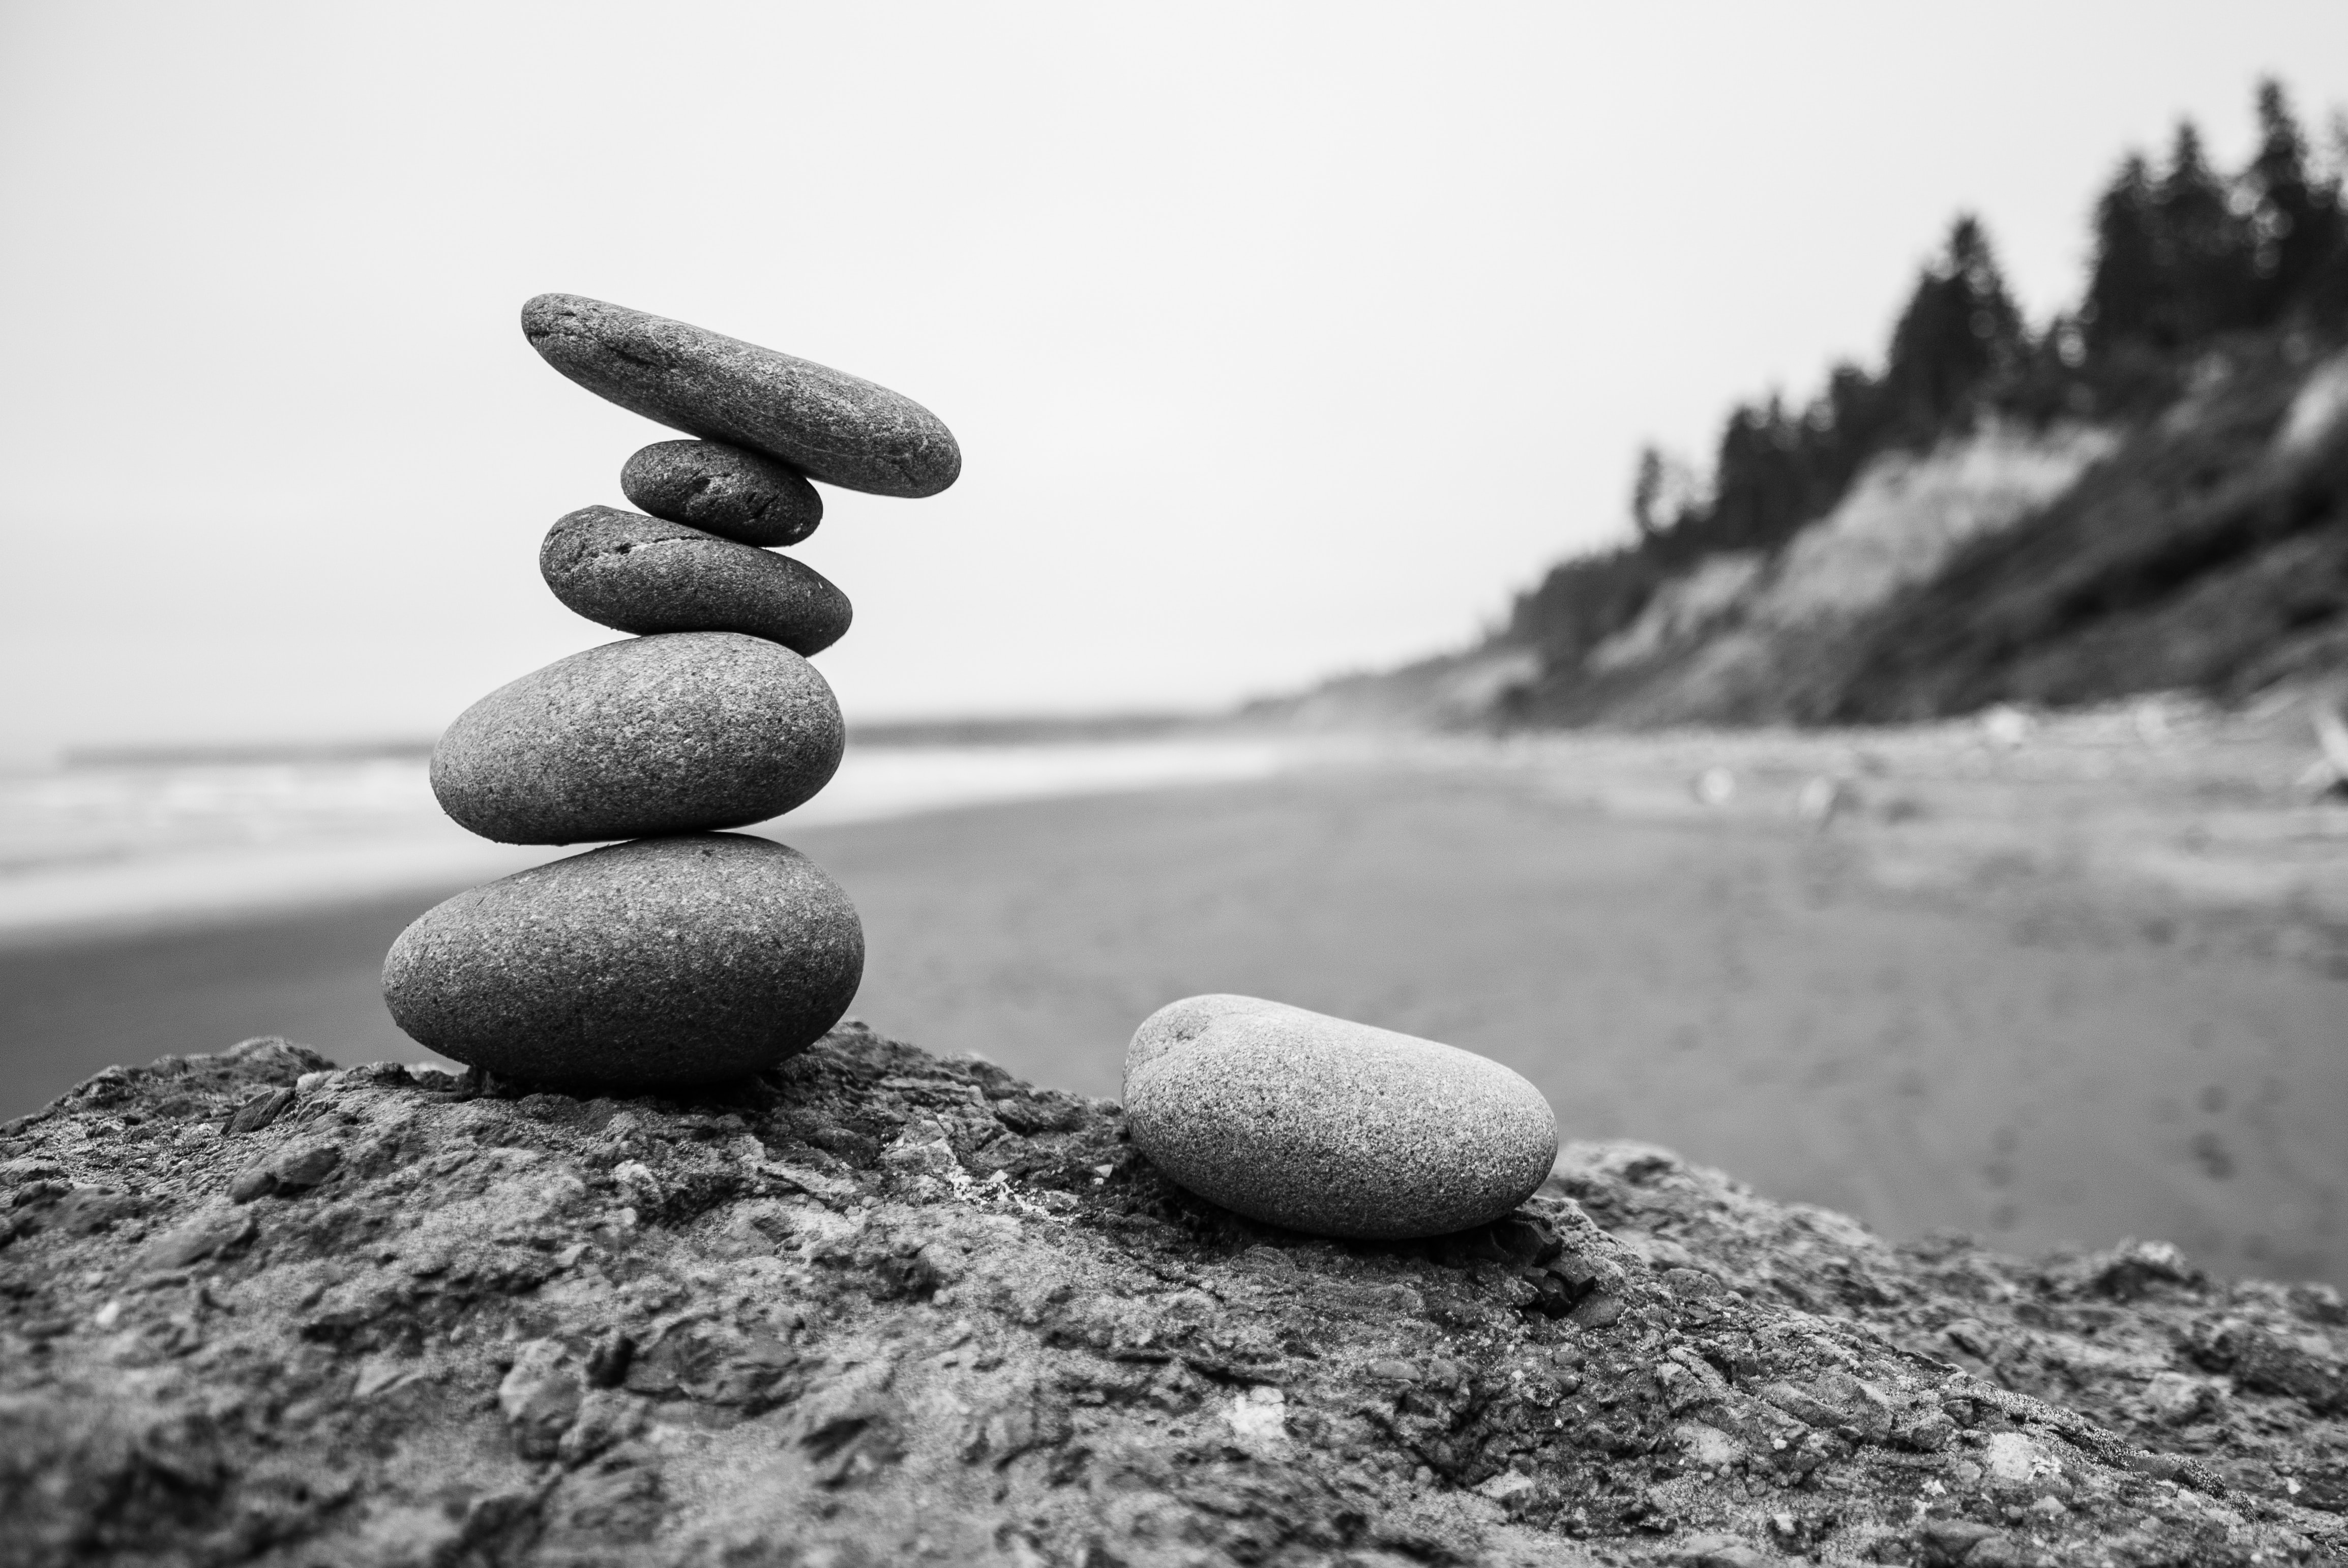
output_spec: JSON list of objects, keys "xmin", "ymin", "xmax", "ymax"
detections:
[
  {"xmin": 7, "ymin": 754, "xmax": 2344, "ymax": 1288},
  {"xmin": 0, "ymin": 734, "xmax": 1319, "ymax": 949}
]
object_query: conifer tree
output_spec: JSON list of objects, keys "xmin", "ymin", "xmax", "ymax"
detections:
[
  {"xmin": 2084, "ymin": 153, "xmax": 2163, "ymax": 354},
  {"xmin": 2245, "ymin": 79, "xmax": 2326, "ymax": 314},
  {"xmin": 2154, "ymin": 121, "xmax": 2252, "ymax": 342},
  {"xmin": 2245, "ymin": 78, "xmax": 2348, "ymax": 332},
  {"xmin": 1882, "ymin": 215, "xmax": 2026, "ymax": 438}
]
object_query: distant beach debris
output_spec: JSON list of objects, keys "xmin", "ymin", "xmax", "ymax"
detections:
[
  {"xmin": 1797, "ymin": 773, "xmax": 1860, "ymax": 827},
  {"xmin": 2306, "ymin": 702, "xmax": 2348, "ymax": 801},
  {"xmin": 1980, "ymin": 704, "xmax": 2034, "ymax": 749}
]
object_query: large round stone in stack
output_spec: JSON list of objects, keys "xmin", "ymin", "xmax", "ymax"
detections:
[
  {"xmin": 383, "ymin": 835, "xmax": 862, "ymax": 1087},
  {"xmin": 429, "ymin": 632, "xmax": 842, "ymax": 844}
]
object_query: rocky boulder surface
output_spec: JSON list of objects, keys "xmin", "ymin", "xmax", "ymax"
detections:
[{"xmin": 2, "ymin": 1028, "xmax": 2343, "ymax": 1566}]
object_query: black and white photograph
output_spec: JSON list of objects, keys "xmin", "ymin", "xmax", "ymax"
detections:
[{"xmin": 4, "ymin": 3, "xmax": 2347, "ymax": 1562}]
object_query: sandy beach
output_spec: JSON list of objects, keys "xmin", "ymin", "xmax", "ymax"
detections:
[{"xmin": 6, "ymin": 715, "xmax": 2344, "ymax": 1286}]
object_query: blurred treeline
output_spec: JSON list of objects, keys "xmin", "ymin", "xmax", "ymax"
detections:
[{"xmin": 1504, "ymin": 80, "xmax": 2348, "ymax": 699}]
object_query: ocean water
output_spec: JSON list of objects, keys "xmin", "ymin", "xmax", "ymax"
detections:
[{"xmin": 0, "ymin": 737, "xmax": 1309, "ymax": 941}]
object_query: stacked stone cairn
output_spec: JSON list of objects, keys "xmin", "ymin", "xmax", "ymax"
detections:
[{"xmin": 381, "ymin": 293, "xmax": 959, "ymax": 1090}]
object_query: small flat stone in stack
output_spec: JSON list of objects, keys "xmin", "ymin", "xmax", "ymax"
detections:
[
  {"xmin": 382, "ymin": 294, "xmax": 960, "ymax": 1090},
  {"xmin": 620, "ymin": 440, "xmax": 824, "ymax": 546},
  {"xmin": 540, "ymin": 506, "xmax": 852, "ymax": 656}
]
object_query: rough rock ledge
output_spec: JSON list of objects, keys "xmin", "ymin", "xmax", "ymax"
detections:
[{"xmin": 2, "ymin": 1028, "xmax": 2342, "ymax": 1567}]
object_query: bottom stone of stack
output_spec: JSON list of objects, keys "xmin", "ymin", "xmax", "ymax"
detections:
[{"xmin": 382, "ymin": 834, "xmax": 862, "ymax": 1089}]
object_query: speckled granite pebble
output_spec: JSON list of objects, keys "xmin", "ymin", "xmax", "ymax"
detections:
[
  {"xmin": 382, "ymin": 834, "xmax": 861, "ymax": 1086},
  {"xmin": 621, "ymin": 440, "xmax": 823, "ymax": 546},
  {"xmin": 522, "ymin": 293, "xmax": 961, "ymax": 498},
  {"xmin": 430, "ymin": 632, "xmax": 842, "ymax": 844},
  {"xmin": 1124, "ymin": 994, "xmax": 1557, "ymax": 1239},
  {"xmin": 540, "ymin": 507, "xmax": 852, "ymax": 656}
]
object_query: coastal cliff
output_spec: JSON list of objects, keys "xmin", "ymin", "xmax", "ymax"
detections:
[{"xmin": 3, "ymin": 1030, "xmax": 2343, "ymax": 1566}]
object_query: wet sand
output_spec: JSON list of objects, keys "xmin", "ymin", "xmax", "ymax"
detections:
[
  {"xmin": 0, "ymin": 894, "xmax": 457, "ymax": 1110},
  {"xmin": 5, "ymin": 744, "xmax": 2343, "ymax": 1285}
]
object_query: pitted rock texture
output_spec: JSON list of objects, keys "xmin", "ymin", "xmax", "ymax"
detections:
[
  {"xmin": 540, "ymin": 507, "xmax": 852, "ymax": 657},
  {"xmin": 3, "ymin": 1032, "xmax": 2343, "ymax": 1566},
  {"xmin": 522, "ymin": 294, "xmax": 961, "ymax": 498},
  {"xmin": 430, "ymin": 632, "xmax": 843, "ymax": 844},
  {"xmin": 620, "ymin": 440, "xmax": 823, "ymax": 548},
  {"xmin": 383, "ymin": 835, "xmax": 864, "ymax": 1088},
  {"xmin": 1125, "ymin": 994, "xmax": 1558, "ymax": 1239}
]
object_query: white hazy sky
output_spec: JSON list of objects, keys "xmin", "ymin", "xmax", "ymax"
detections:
[{"xmin": 5, "ymin": 2, "xmax": 2347, "ymax": 752}]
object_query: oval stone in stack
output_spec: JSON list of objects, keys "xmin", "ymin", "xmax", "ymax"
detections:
[
  {"xmin": 622, "ymin": 439, "xmax": 823, "ymax": 546},
  {"xmin": 1123, "ymin": 995, "xmax": 1558, "ymax": 1240},
  {"xmin": 522, "ymin": 293, "xmax": 961, "ymax": 498},
  {"xmin": 431, "ymin": 632, "xmax": 842, "ymax": 844},
  {"xmin": 383, "ymin": 834, "xmax": 863, "ymax": 1087},
  {"xmin": 541, "ymin": 506, "xmax": 852, "ymax": 656}
]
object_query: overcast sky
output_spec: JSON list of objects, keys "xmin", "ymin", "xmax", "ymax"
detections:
[{"xmin": 5, "ymin": 2, "xmax": 2346, "ymax": 752}]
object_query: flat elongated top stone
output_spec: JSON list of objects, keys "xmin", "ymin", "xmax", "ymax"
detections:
[
  {"xmin": 522, "ymin": 293, "xmax": 961, "ymax": 498},
  {"xmin": 382, "ymin": 834, "xmax": 862, "ymax": 1087},
  {"xmin": 1124, "ymin": 995, "xmax": 1558, "ymax": 1240},
  {"xmin": 431, "ymin": 632, "xmax": 842, "ymax": 844},
  {"xmin": 541, "ymin": 507, "xmax": 852, "ymax": 657},
  {"xmin": 621, "ymin": 440, "xmax": 823, "ymax": 546}
]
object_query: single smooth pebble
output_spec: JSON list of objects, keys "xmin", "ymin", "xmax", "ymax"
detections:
[
  {"xmin": 522, "ymin": 293, "xmax": 961, "ymax": 498},
  {"xmin": 431, "ymin": 632, "xmax": 842, "ymax": 844},
  {"xmin": 382, "ymin": 835, "xmax": 863, "ymax": 1087},
  {"xmin": 541, "ymin": 507, "xmax": 852, "ymax": 657},
  {"xmin": 1123, "ymin": 995, "xmax": 1558, "ymax": 1240},
  {"xmin": 621, "ymin": 440, "xmax": 822, "ymax": 546}
]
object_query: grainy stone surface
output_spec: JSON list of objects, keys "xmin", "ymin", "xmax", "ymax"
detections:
[
  {"xmin": 382, "ymin": 835, "xmax": 862, "ymax": 1087},
  {"xmin": 4, "ymin": 1031, "xmax": 2341, "ymax": 1565},
  {"xmin": 1124, "ymin": 995, "xmax": 1558, "ymax": 1240},
  {"xmin": 540, "ymin": 507, "xmax": 852, "ymax": 657},
  {"xmin": 620, "ymin": 440, "xmax": 823, "ymax": 547},
  {"xmin": 522, "ymin": 293, "xmax": 961, "ymax": 498},
  {"xmin": 431, "ymin": 632, "xmax": 842, "ymax": 844}
]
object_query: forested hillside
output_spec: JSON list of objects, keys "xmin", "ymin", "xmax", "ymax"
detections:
[{"xmin": 1484, "ymin": 80, "xmax": 2348, "ymax": 728}]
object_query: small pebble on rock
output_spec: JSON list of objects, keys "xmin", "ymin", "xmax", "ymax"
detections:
[
  {"xmin": 382, "ymin": 835, "xmax": 864, "ymax": 1088},
  {"xmin": 223, "ymin": 1088, "xmax": 295, "ymax": 1136},
  {"xmin": 142, "ymin": 1210, "xmax": 257, "ymax": 1268},
  {"xmin": 229, "ymin": 1144, "xmax": 341, "ymax": 1204},
  {"xmin": 621, "ymin": 440, "xmax": 822, "ymax": 546},
  {"xmin": 430, "ymin": 632, "xmax": 843, "ymax": 844},
  {"xmin": 1123, "ymin": 994, "xmax": 1557, "ymax": 1240},
  {"xmin": 522, "ymin": 293, "xmax": 960, "ymax": 498},
  {"xmin": 540, "ymin": 506, "xmax": 852, "ymax": 657}
]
